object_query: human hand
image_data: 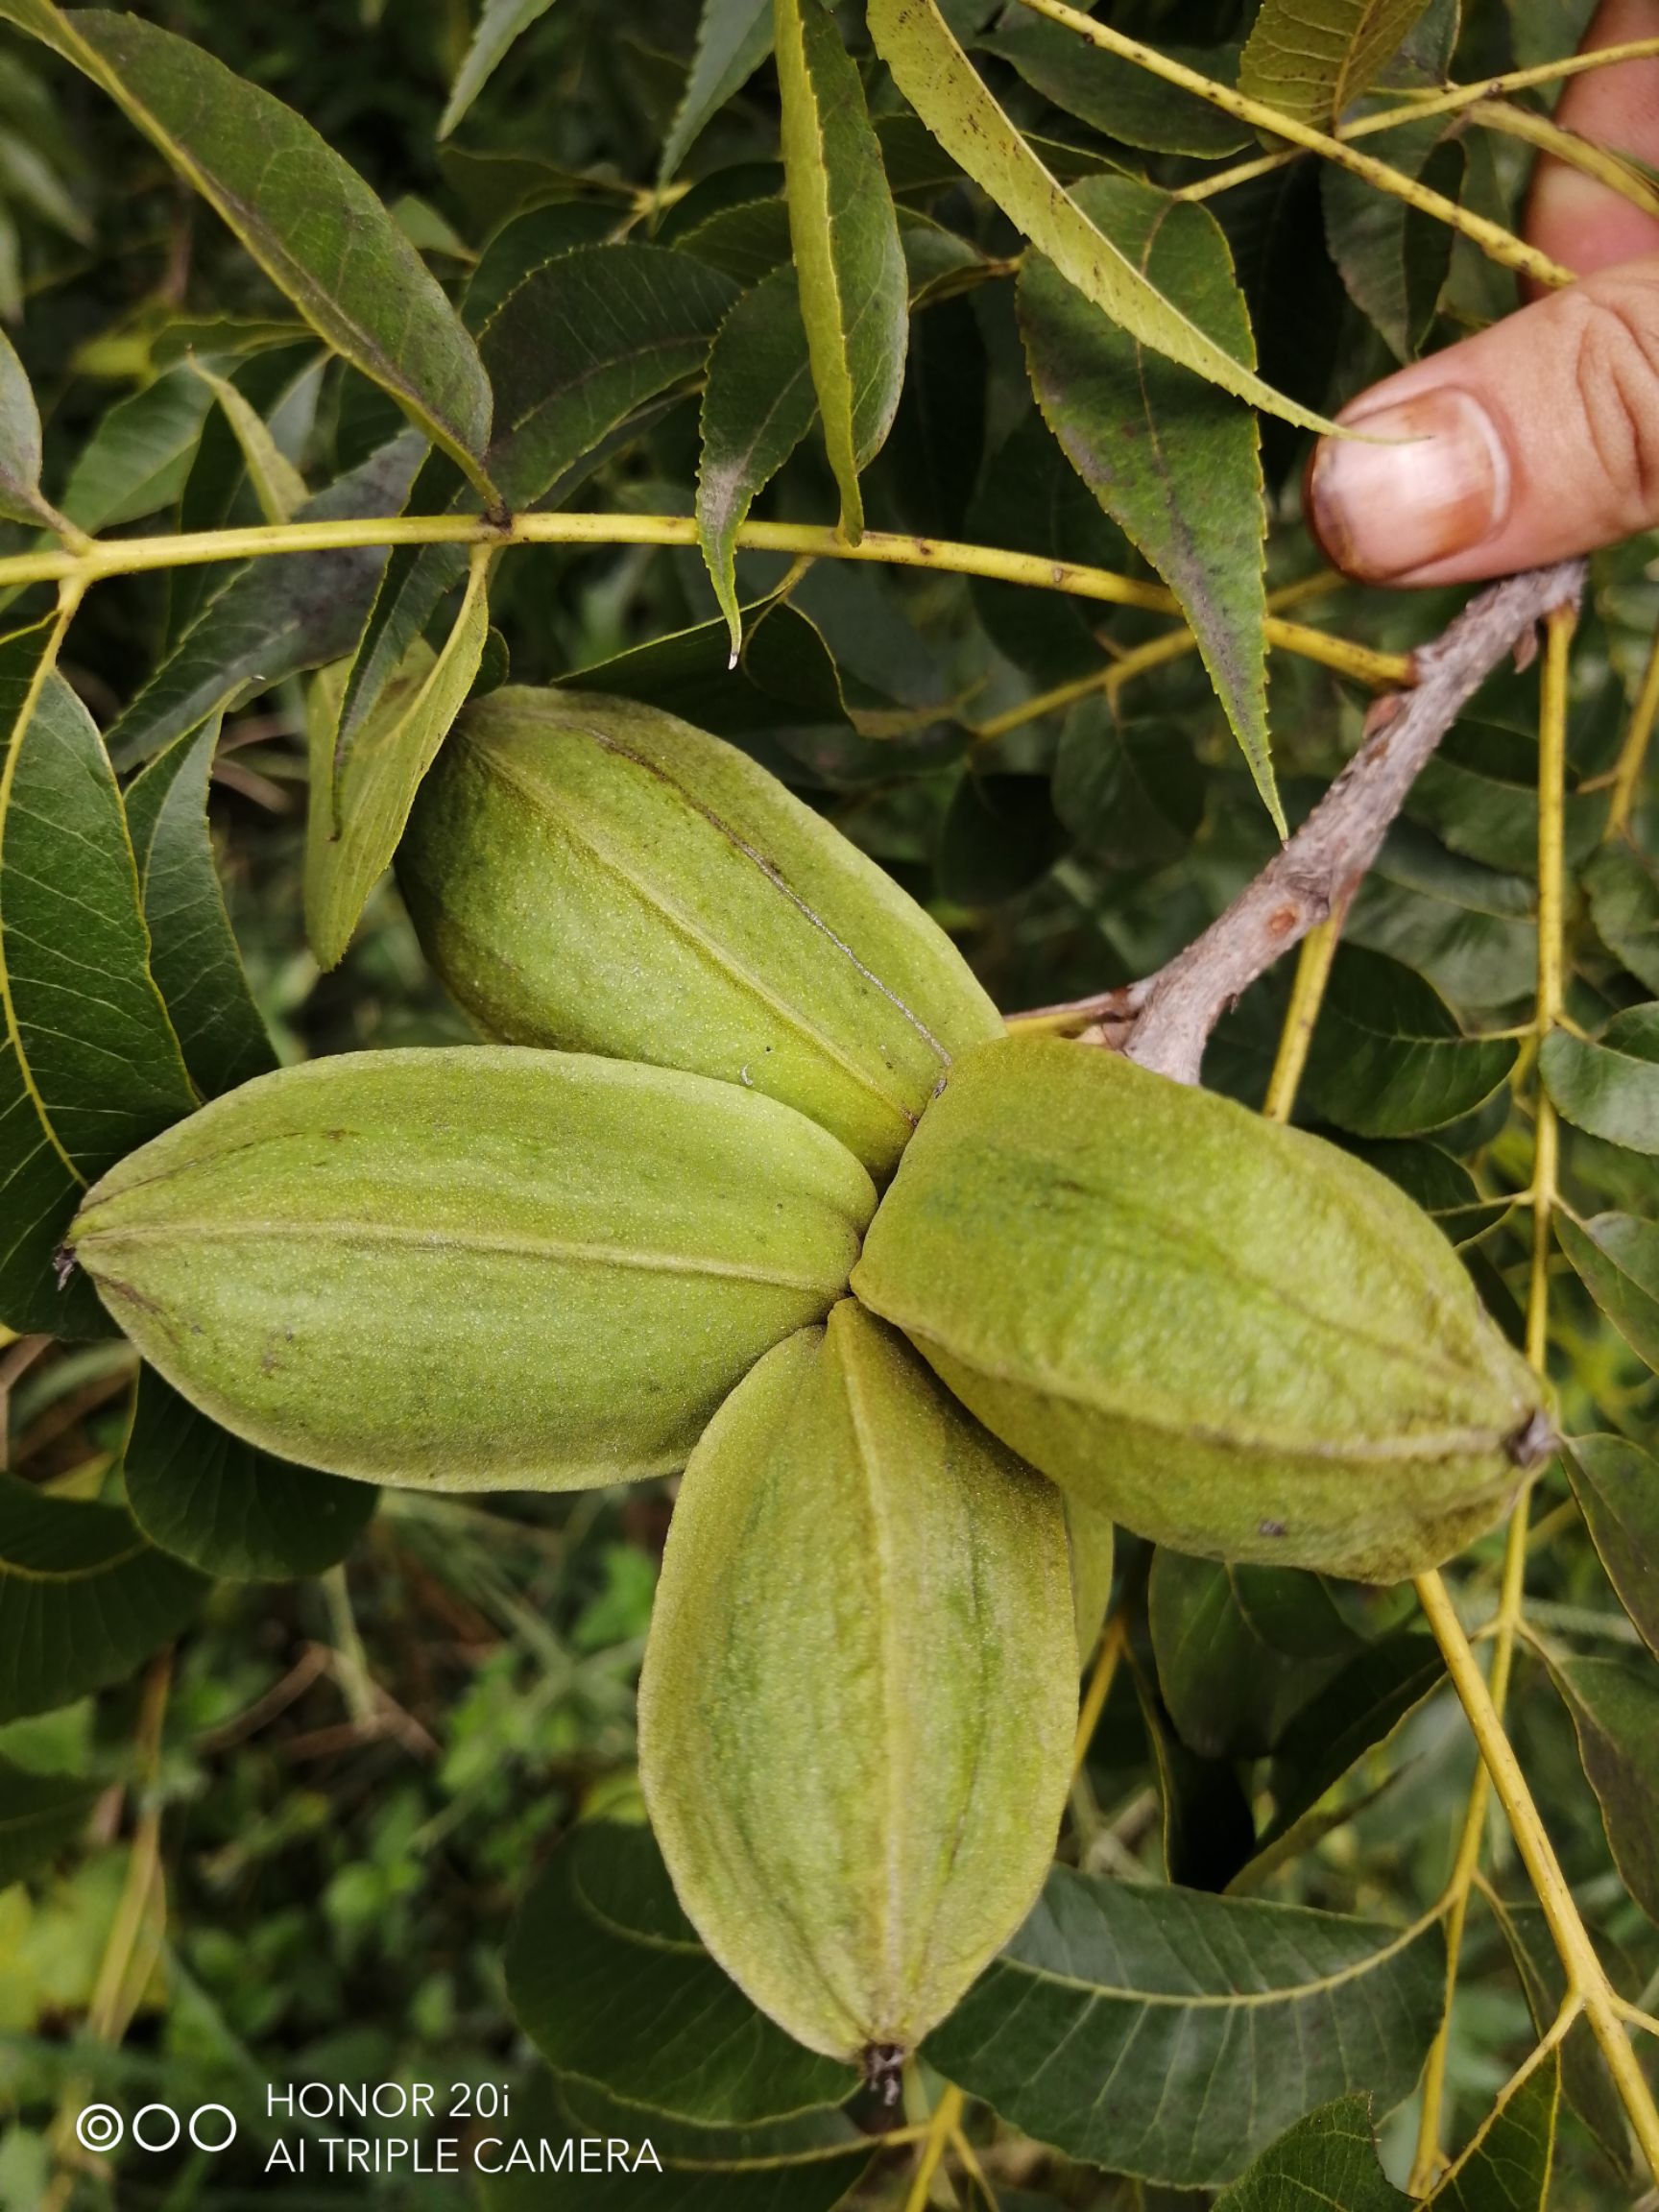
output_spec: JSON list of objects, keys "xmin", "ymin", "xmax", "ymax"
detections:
[{"xmin": 1305, "ymin": 0, "xmax": 1659, "ymax": 584}]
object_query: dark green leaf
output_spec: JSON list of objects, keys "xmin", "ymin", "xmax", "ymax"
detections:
[
  {"xmin": 660, "ymin": 0, "xmax": 772, "ymax": 184},
  {"xmin": 1584, "ymin": 841, "xmax": 1659, "ymax": 993},
  {"xmin": 562, "ymin": 597, "xmax": 854, "ymax": 764},
  {"xmin": 1540, "ymin": 1007, "xmax": 1659, "ymax": 1156},
  {"xmin": 1298, "ymin": 947, "xmax": 1518, "ymax": 1138},
  {"xmin": 1549, "ymin": 1653, "xmax": 1659, "ymax": 1922},
  {"xmin": 0, "ymin": 619, "xmax": 197, "ymax": 1183},
  {"xmin": 0, "ymin": 326, "xmax": 64, "ymax": 531},
  {"xmin": 1134, "ymin": 1656, "xmax": 1258, "ymax": 1893},
  {"xmin": 478, "ymin": 243, "xmax": 737, "ymax": 504},
  {"xmin": 307, "ymin": 547, "xmax": 492, "ymax": 968},
  {"xmin": 463, "ymin": 203, "xmax": 626, "ymax": 334},
  {"xmin": 980, "ymin": 13, "xmax": 1249, "ymax": 158},
  {"xmin": 886, "ymin": 293, "xmax": 987, "ymax": 537},
  {"xmin": 1324, "ymin": 116, "xmax": 1461, "ymax": 362},
  {"xmin": 7, "ymin": 4, "xmax": 494, "ymax": 492},
  {"xmin": 121, "ymin": 720, "xmax": 276, "ymax": 1101},
  {"xmin": 775, "ymin": 0, "xmax": 907, "ymax": 540},
  {"xmin": 935, "ymin": 769, "xmax": 1066, "ymax": 905},
  {"xmin": 1349, "ymin": 823, "xmax": 1536, "ymax": 1013},
  {"xmin": 1020, "ymin": 176, "xmax": 1275, "ymax": 822},
  {"xmin": 672, "ymin": 196, "xmax": 794, "ymax": 285},
  {"xmin": 480, "ymin": 2073, "xmax": 872, "ymax": 2211},
  {"xmin": 1239, "ymin": 0, "xmax": 1435, "ymax": 127},
  {"xmin": 0, "ymin": 1470, "xmax": 205, "ymax": 1722},
  {"xmin": 1566, "ymin": 1433, "xmax": 1659, "ymax": 1657},
  {"xmin": 1557, "ymin": 1212, "xmax": 1659, "ymax": 1375},
  {"xmin": 123, "ymin": 1368, "xmax": 375, "ymax": 1582},
  {"xmin": 105, "ymin": 430, "xmax": 426, "ymax": 772},
  {"xmin": 696, "ymin": 267, "xmax": 817, "ymax": 657},
  {"xmin": 1053, "ymin": 705, "xmax": 1204, "ymax": 874},
  {"xmin": 1148, "ymin": 1549, "xmax": 1331, "ymax": 1760},
  {"xmin": 506, "ymin": 1821, "xmax": 856, "ymax": 2126},
  {"xmin": 1408, "ymin": 720, "xmax": 1606, "ymax": 876},
  {"xmin": 1211, "ymin": 2095, "xmax": 1407, "ymax": 2211},
  {"xmin": 1429, "ymin": 2050, "xmax": 1558, "ymax": 2210},
  {"xmin": 441, "ymin": 0, "xmax": 559, "ymax": 138},
  {"xmin": 924, "ymin": 1867, "xmax": 1445, "ymax": 2187},
  {"xmin": 1342, "ymin": 1141, "xmax": 1512, "ymax": 1247},
  {"xmin": 0, "ymin": 1755, "xmax": 99, "ymax": 1886},
  {"xmin": 58, "ymin": 366, "xmax": 216, "ymax": 534},
  {"xmin": 967, "ymin": 412, "xmax": 1130, "ymax": 685},
  {"xmin": 1262, "ymin": 1634, "xmax": 1445, "ymax": 1852}
]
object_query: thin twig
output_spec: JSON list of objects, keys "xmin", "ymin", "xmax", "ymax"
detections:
[{"xmin": 1102, "ymin": 565, "xmax": 1585, "ymax": 1083}]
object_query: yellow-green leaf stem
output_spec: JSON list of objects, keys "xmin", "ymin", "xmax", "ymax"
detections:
[
  {"xmin": 1179, "ymin": 36, "xmax": 1659, "ymax": 206},
  {"xmin": 0, "ymin": 511, "xmax": 1415, "ymax": 695},
  {"xmin": 1409, "ymin": 605, "xmax": 1636, "ymax": 2197}
]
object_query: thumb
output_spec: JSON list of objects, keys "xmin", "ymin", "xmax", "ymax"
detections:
[
  {"xmin": 1306, "ymin": 254, "xmax": 1659, "ymax": 585},
  {"xmin": 1306, "ymin": 0, "xmax": 1659, "ymax": 586}
]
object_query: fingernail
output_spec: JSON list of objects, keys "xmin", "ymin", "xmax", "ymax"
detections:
[{"xmin": 1306, "ymin": 388, "xmax": 1510, "ymax": 581}]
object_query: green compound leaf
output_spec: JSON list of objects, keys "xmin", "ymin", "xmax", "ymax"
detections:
[
  {"xmin": 440, "ymin": 0, "xmax": 559, "ymax": 139},
  {"xmin": 697, "ymin": 267, "xmax": 817, "ymax": 659},
  {"xmin": 1429, "ymin": 2050, "xmax": 1558, "ymax": 2210},
  {"xmin": 1566, "ymin": 1433, "xmax": 1659, "ymax": 1658},
  {"xmin": 660, "ymin": 0, "xmax": 773, "ymax": 185},
  {"xmin": 1540, "ymin": 1007, "xmax": 1659, "ymax": 1156},
  {"xmin": 775, "ymin": 0, "xmax": 907, "ymax": 541},
  {"xmin": 0, "ymin": 1471, "xmax": 206, "ymax": 1722},
  {"xmin": 867, "ymin": 0, "xmax": 1339, "ymax": 434},
  {"xmin": 0, "ymin": 3, "xmax": 494, "ymax": 495},
  {"xmin": 0, "ymin": 620, "xmax": 197, "ymax": 1185},
  {"xmin": 1298, "ymin": 947, "xmax": 1518, "ymax": 1138},
  {"xmin": 1019, "ymin": 175, "xmax": 1274, "ymax": 822},
  {"xmin": 306, "ymin": 547, "xmax": 492, "ymax": 970},
  {"xmin": 480, "ymin": 2073, "xmax": 873, "ymax": 2212},
  {"xmin": 1549, "ymin": 1653, "xmax": 1659, "ymax": 1923},
  {"xmin": 1584, "ymin": 840, "xmax": 1659, "ymax": 994},
  {"xmin": 123, "ymin": 1368, "xmax": 375, "ymax": 1583},
  {"xmin": 506, "ymin": 1819, "xmax": 857, "ymax": 2127},
  {"xmin": 1557, "ymin": 1212, "xmax": 1659, "ymax": 1376},
  {"xmin": 1238, "ymin": 0, "xmax": 1435, "ymax": 128},
  {"xmin": 1212, "ymin": 2095, "xmax": 1406, "ymax": 2210},
  {"xmin": 924, "ymin": 1867, "xmax": 1445, "ymax": 2187},
  {"xmin": 0, "ymin": 1756, "xmax": 100, "ymax": 1886},
  {"xmin": 121, "ymin": 719, "xmax": 277, "ymax": 1103}
]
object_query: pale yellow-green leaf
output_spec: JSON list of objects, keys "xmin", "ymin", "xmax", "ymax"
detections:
[
  {"xmin": 188, "ymin": 361, "xmax": 308, "ymax": 524},
  {"xmin": 774, "ymin": 0, "xmax": 907, "ymax": 541},
  {"xmin": 1240, "ymin": 0, "xmax": 1435, "ymax": 129},
  {"xmin": 865, "ymin": 0, "xmax": 1340, "ymax": 433},
  {"xmin": 305, "ymin": 548, "xmax": 493, "ymax": 969}
]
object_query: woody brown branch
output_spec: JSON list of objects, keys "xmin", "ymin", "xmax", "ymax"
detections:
[{"xmin": 1025, "ymin": 561, "xmax": 1588, "ymax": 1084}]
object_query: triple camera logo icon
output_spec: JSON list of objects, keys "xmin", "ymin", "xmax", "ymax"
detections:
[{"xmin": 75, "ymin": 2104, "xmax": 237, "ymax": 2155}]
